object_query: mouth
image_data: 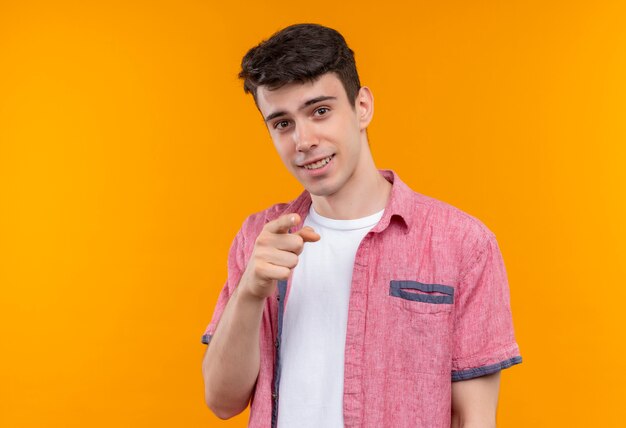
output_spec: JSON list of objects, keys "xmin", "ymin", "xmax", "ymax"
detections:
[{"xmin": 301, "ymin": 154, "xmax": 335, "ymax": 170}]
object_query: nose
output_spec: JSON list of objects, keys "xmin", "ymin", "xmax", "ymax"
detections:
[{"xmin": 293, "ymin": 121, "xmax": 317, "ymax": 152}]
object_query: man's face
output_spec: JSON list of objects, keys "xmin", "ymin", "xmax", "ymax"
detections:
[{"xmin": 255, "ymin": 73, "xmax": 372, "ymax": 198}]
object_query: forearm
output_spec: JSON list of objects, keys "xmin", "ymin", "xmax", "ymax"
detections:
[{"xmin": 202, "ymin": 283, "xmax": 266, "ymax": 419}]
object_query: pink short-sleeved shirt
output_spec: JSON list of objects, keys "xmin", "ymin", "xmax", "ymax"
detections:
[{"xmin": 202, "ymin": 170, "xmax": 521, "ymax": 428}]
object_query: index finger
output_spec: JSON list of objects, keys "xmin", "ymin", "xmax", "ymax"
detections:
[{"xmin": 265, "ymin": 213, "xmax": 301, "ymax": 234}]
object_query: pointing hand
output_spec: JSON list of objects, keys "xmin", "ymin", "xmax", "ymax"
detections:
[{"xmin": 240, "ymin": 214, "xmax": 320, "ymax": 299}]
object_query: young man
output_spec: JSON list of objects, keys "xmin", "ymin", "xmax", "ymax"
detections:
[{"xmin": 201, "ymin": 24, "xmax": 521, "ymax": 428}]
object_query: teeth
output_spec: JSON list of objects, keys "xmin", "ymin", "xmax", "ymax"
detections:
[{"xmin": 304, "ymin": 156, "xmax": 333, "ymax": 170}]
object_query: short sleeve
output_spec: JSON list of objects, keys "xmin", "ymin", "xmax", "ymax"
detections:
[
  {"xmin": 451, "ymin": 233, "xmax": 522, "ymax": 381},
  {"xmin": 201, "ymin": 225, "xmax": 247, "ymax": 345}
]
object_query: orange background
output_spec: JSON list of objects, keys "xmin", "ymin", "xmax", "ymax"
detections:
[{"xmin": 1, "ymin": 1, "xmax": 625, "ymax": 427}]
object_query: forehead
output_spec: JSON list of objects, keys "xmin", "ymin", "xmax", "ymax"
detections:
[{"xmin": 255, "ymin": 73, "xmax": 348, "ymax": 116}]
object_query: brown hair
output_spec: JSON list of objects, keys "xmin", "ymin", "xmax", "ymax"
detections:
[{"xmin": 239, "ymin": 23, "xmax": 361, "ymax": 106}]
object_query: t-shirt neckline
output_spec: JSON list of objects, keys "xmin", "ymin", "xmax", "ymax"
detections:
[{"xmin": 307, "ymin": 205, "xmax": 384, "ymax": 231}]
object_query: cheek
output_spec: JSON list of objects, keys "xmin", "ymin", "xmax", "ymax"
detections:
[{"xmin": 332, "ymin": 114, "xmax": 359, "ymax": 139}]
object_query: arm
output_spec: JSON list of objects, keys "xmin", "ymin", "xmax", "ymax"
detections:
[
  {"xmin": 202, "ymin": 214, "xmax": 319, "ymax": 419},
  {"xmin": 202, "ymin": 283, "xmax": 266, "ymax": 419},
  {"xmin": 450, "ymin": 371, "xmax": 501, "ymax": 428}
]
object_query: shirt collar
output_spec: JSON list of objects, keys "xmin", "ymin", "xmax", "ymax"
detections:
[{"xmin": 370, "ymin": 169, "xmax": 411, "ymax": 235}]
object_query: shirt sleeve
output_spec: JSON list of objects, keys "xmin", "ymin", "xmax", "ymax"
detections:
[
  {"xmin": 451, "ymin": 232, "xmax": 522, "ymax": 381},
  {"xmin": 201, "ymin": 223, "xmax": 247, "ymax": 345}
]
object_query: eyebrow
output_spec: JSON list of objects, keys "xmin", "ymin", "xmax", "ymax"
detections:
[{"xmin": 264, "ymin": 96, "xmax": 337, "ymax": 123}]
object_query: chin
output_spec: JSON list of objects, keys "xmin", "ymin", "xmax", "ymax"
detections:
[{"xmin": 303, "ymin": 181, "xmax": 340, "ymax": 198}]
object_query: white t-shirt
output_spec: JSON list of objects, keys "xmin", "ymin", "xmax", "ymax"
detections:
[{"xmin": 277, "ymin": 206, "xmax": 384, "ymax": 428}]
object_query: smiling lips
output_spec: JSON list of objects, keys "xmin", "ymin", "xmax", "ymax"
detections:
[{"xmin": 302, "ymin": 155, "xmax": 335, "ymax": 170}]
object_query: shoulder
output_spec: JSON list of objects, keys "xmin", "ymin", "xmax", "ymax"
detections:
[
  {"xmin": 388, "ymin": 170, "xmax": 494, "ymax": 246},
  {"xmin": 401, "ymin": 187, "xmax": 496, "ymax": 271},
  {"xmin": 415, "ymin": 192, "xmax": 494, "ymax": 241}
]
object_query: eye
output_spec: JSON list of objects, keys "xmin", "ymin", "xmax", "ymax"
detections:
[
  {"xmin": 274, "ymin": 120, "xmax": 291, "ymax": 130},
  {"xmin": 314, "ymin": 107, "xmax": 330, "ymax": 116}
]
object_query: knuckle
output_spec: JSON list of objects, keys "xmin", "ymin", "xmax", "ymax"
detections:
[
  {"xmin": 252, "ymin": 262, "xmax": 265, "ymax": 276},
  {"xmin": 255, "ymin": 233, "xmax": 269, "ymax": 247},
  {"xmin": 252, "ymin": 247, "xmax": 266, "ymax": 262}
]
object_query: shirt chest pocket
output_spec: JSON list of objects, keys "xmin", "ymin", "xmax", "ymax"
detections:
[
  {"xmin": 389, "ymin": 280, "xmax": 455, "ymax": 314},
  {"xmin": 386, "ymin": 280, "xmax": 455, "ymax": 375}
]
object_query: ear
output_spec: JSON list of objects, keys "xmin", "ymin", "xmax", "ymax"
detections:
[{"xmin": 355, "ymin": 86, "xmax": 374, "ymax": 130}]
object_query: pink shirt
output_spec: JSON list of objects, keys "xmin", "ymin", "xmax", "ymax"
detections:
[{"xmin": 202, "ymin": 170, "xmax": 521, "ymax": 427}]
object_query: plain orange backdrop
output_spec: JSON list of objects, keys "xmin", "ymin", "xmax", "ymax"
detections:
[{"xmin": 1, "ymin": 1, "xmax": 625, "ymax": 427}]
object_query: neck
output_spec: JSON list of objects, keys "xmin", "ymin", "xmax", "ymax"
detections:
[{"xmin": 310, "ymin": 153, "xmax": 392, "ymax": 220}]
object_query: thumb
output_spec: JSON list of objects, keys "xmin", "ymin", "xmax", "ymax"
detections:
[{"xmin": 296, "ymin": 226, "xmax": 321, "ymax": 243}]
